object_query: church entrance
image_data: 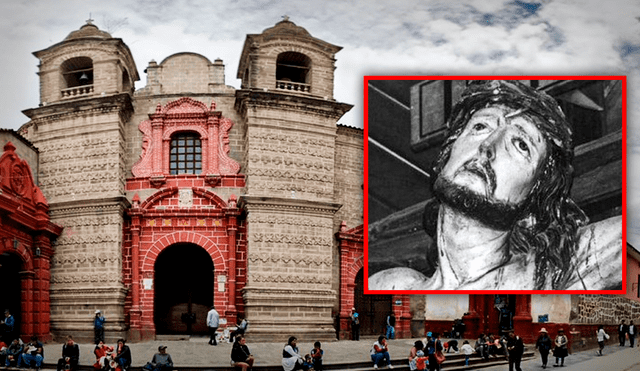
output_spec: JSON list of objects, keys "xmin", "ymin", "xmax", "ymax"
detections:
[
  {"xmin": 493, "ymin": 295, "xmax": 516, "ymax": 336},
  {"xmin": 0, "ymin": 253, "xmax": 21, "ymax": 340},
  {"xmin": 354, "ymin": 269, "xmax": 391, "ymax": 336},
  {"xmin": 154, "ymin": 243, "xmax": 213, "ymax": 335}
]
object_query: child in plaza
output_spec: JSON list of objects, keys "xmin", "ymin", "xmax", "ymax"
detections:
[
  {"xmin": 415, "ymin": 350, "xmax": 428, "ymax": 370},
  {"xmin": 460, "ymin": 340, "xmax": 474, "ymax": 367},
  {"xmin": 310, "ymin": 341, "xmax": 323, "ymax": 371},
  {"xmin": 596, "ymin": 325, "xmax": 610, "ymax": 356}
]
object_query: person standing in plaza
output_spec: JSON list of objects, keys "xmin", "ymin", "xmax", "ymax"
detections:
[
  {"xmin": 596, "ymin": 325, "xmax": 610, "ymax": 356},
  {"xmin": 94, "ymin": 310, "xmax": 106, "ymax": 345},
  {"xmin": 535, "ymin": 328, "xmax": 552, "ymax": 368},
  {"xmin": 350, "ymin": 308, "xmax": 360, "ymax": 341},
  {"xmin": 426, "ymin": 332, "xmax": 443, "ymax": 371},
  {"xmin": 460, "ymin": 340, "xmax": 474, "ymax": 367},
  {"xmin": 386, "ymin": 312, "xmax": 396, "ymax": 340},
  {"xmin": 507, "ymin": 331, "xmax": 524, "ymax": 371},
  {"xmin": 618, "ymin": 320, "xmax": 628, "ymax": 346},
  {"xmin": 552, "ymin": 328, "xmax": 568, "ymax": 367},
  {"xmin": 206, "ymin": 306, "xmax": 219, "ymax": 346},
  {"xmin": 1, "ymin": 310, "xmax": 15, "ymax": 344},
  {"xmin": 628, "ymin": 320, "xmax": 636, "ymax": 348}
]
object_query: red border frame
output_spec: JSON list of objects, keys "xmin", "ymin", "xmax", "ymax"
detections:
[{"xmin": 364, "ymin": 75, "xmax": 627, "ymax": 295}]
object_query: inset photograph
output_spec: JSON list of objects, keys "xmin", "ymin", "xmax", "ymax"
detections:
[{"xmin": 366, "ymin": 77, "xmax": 625, "ymax": 292}]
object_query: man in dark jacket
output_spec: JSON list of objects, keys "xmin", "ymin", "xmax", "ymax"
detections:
[
  {"xmin": 507, "ymin": 331, "xmax": 524, "ymax": 371},
  {"xmin": 114, "ymin": 339, "xmax": 132, "ymax": 371},
  {"xmin": 57, "ymin": 335, "xmax": 80, "ymax": 371},
  {"xmin": 4, "ymin": 338, "xmax": 22, "ymax": 367},
  {"xmin": 618, "ymin": 320, "xmax": 628, "ymax": 346}
]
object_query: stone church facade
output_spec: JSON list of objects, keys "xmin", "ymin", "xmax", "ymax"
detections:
[
  {"xmin": 3, "ymin": 18, "xmax": 636, "ymax": 346},
  {"xmin": 14, "ymin": 19, "xmax": 363, "ymax": 343}
]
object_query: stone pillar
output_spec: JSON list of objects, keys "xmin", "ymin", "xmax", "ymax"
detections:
[
  {"xmin": 513, "ymin": 295, "xmax": 533, "ymax": 340},
  {"xmin": 225, "ymin": 195, "xmax": 240, "ymax": 321},
  {"xmin": 20, "ymin": 271, "xmax": 35, "ymax": 340},
  {"xmin": 207, "ymin": 107, "xmax": 220, "ymax": 174},
  {"xmin": 241, "ymin": 197, "xmax": 340, "ymax": 342},
  {"xmin": 393, "ymin": 294, "xmax": 412, "ymax": 339},
  {"xmin": 128, "ymin": 197, "xmax": 143, "ymax": 340},
  {"xmin": 463, "ymin": 295, "xmax": 483, "ymax": 338},
  {"xmin": 337, "ymin": 222, "xmax": 354, "ymax": 340},
  {"xmin": 33, "ymin": 234, "xmax": 54, "ymax": 341}
]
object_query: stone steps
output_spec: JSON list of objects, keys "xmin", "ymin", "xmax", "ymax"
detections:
[{"xmin": 20, "ymin": 350, "xmax": 534, "ymax": 371}]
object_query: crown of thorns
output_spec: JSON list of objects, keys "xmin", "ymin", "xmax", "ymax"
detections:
[{"xmin": 447, "ymin": 80, "xmax": 573, "ymax": 155}]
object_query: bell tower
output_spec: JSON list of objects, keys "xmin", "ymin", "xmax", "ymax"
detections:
[
  {"xmin": 20, "ymin": 19, "xmax": 139, "ymax": 342},
  {"xmin": 235, "ymin": 18, "xmax": 352, "ymax": 341}
]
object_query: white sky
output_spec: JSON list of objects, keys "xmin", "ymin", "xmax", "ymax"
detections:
[{"xmin": 1, "ymin": 0, "xmax": 640, "ymax": 244}]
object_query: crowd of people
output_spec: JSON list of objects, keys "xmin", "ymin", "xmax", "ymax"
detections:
[{"xmin": 0, "ymin": 306, "xmax": 635, "ymax": 371}]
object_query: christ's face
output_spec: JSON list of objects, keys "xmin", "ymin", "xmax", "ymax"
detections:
[{"xmin": 440, "ymin": 105, "xmax": 548, "ymax": 205}]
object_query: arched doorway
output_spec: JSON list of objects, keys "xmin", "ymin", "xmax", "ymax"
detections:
[
  {"xmin": 354, "ymin": 269, "xmax": 391, "ymax": 336},
  {"xmin": 0, "ymin": 253, "xmax": 22, "ymax": 340},
  {"xmin": 493, "ymin": 294, "xmax": 516, "ymax": 336},
  {"xmin": 154, "ymin": 243, "xmax": 213, "ymax": 334}
]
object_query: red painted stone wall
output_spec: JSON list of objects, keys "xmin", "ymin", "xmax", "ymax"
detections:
[
  {"xmin": 123, "ymin": 98, "xmax": 247, "ymax": 340},
  {"xmin": 336, "ymin": 223, "xmax": 410, "ymax": 340},
  {"xmin": 0, "ymin": 141, "xmax": 62, "ymax": 341}
]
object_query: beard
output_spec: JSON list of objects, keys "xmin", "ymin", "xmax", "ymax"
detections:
[{"xmin": 433, "ymin": 175, "xmax": 526, "ymax": 231}]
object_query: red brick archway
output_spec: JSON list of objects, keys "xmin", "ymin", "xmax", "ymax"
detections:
[
  {"xmin": 0, "ymin": 141, "xmax": 62, "ymax": 341},
  {"xmin": 124, "ymin": 187, "xmax": 244, "ymax": 340},
  {"xmin": 336, "ymin": 222, "xmax": 410, "ymax": 339}
]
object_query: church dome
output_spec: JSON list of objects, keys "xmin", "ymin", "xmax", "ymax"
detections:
[
  {"xmin": 261, "ymin": 17, "xmax": 311, "ymax": 38},
  {"xmin": 64, "ymin": 21, "xmax": 112, "ymax": 41}
]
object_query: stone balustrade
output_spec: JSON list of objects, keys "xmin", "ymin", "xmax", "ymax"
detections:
[
  {"xmin": 61, "ymin": 84, "xmax": 94, "ymax": 98},
  {"xmin": 275, "ymin": 80, "xmax": 310, "ymax": 93}
]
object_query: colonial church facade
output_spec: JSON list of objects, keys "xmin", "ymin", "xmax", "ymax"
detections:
[
  {"xmin": 2, "ymin": 18, "xmax": 638, "ymax": 346},
  {"xmin": 3, "ymin": 18, "xmax": 369, "ymax": 343}
]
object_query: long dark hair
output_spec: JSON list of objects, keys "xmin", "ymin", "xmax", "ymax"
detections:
[{"xmin": 433, "ymin": 80, "xmax": 587, "ymax": 289}]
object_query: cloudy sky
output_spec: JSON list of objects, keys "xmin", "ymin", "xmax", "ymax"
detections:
[{"xmin": 1, "ymin": 0, "xmax": 640, "ymax": 242}]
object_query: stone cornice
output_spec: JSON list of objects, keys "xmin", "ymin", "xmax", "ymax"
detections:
[
  {"xmin": 240, "ymin": 196, "xmax": 341, "ymax": 215},
  {"xmin": 49, "ymin": 196, "xmax": 131, "ymax": 215},
  {"xmin": 21, "ymin": 93, "xmax": 134, "ymax": 124},
  {"xmin": 234, "ymin": 89, "xmax": 352, "ymax": 121}
]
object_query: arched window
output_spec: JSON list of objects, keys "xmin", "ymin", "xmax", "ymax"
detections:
[
  {"xmin": 170, "ymin": 133, "xmax": 202, "ymax": 175},
  {"xmin": 276, "ymin": 52, "xmax": 311, "ymax": 92},
  {"xmin": 60, "ymin": 57, "xmax": 94, "ymax": 98}
]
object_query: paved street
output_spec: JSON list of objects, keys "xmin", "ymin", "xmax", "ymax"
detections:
[
  {"xmin": 480, "ymin": 344, "xmax": 640, "ymax": 371},
  {"xmin": 40, "ymin": 337, "xmax": 640, "ymax": 370}
]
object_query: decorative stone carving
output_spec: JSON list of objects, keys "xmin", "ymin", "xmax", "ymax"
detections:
[
  {"xmin": 248, "ymin": 252, "xmax": 332, "ymax": 266},
  {"xmin": 132, "ymin": 97, "xmax": 240, "ymax": 177},
  {"xmin": 178, "ymin": 189, "xmax": 193, "ymax": 207},
  {"xmin": 248, "ymin": 215, "xmax": 332, "ymax": 228},
  {"xmin": 251, "ymin": 233, "xmax": 332, "ymax": 247},
  {"xmin": 249, "ymin": 273, "xmax": 331, "ymax": 284}
]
